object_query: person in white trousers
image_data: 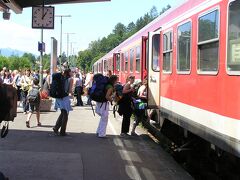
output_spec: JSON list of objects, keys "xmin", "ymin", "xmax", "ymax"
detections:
[{"xmin": 96, "ymin": 75, "xmax": 118, "ymax": 138}]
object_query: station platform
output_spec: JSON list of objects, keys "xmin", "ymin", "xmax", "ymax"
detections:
[{"xmin": 0, "ymin": 101, "xmax": 193, "ymax": 180}]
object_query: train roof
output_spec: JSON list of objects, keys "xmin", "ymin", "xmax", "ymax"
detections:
[{"xmin": 95, "ymin": 0, "xmax": 219, "ymax": 64}]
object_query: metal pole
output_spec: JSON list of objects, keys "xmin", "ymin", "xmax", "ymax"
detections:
[
  {"xmin": 40, "ymin": 28, "xmax": 43, "ymax": 87},
  {"xmin": 67, "ymin": 33, "xmax": 69, "ymax": 59},
  {"xmin": 55, "ymin": 15, "xmax": 71, "ymax": 70},
  {"xmin": 59, "ymin": 16, "xmax": 62, "ymax": 68},
  {"xmin": 40, "ymin": 1, "xmax": 44, "ymax": 87},
  {"xmin": 65, "ymin": 32, "xmax": 75, "ymax": 65}
]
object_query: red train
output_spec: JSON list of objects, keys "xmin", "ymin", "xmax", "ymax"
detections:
[{"xmin": 93, "ymin": 0, "xmax": 240, "ymax": 158}]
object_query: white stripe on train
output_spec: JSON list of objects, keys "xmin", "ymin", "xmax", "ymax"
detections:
[{"xmin": 161, "ymin": 96, "xmax": 240, "ymax": 140}]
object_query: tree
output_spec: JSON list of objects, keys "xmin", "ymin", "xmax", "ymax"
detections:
[
  {"xmin": 159, "ymin": 4, "xmax": 171, "ymax": 15},
  {"xmin": 0, "ymin": 56, "xmax": 9, "ymax": 70},
  {"xmin": 42, "ymin": 54, "xmax": 51, "ymax": 70},
  {"xmin": 127, "ymin": 22, "xmax": 136, "ymax": 33},
  {"xmin": 19, "ymin": 56, "xmax": 31, "ymax": 69},
  {"xmin": 150, "ymin": 6, "xmax": 158, "ymax": 20},
  {"xmin": 8, "ymin": 56, "xmax": 21, "ymax": 70},
  {"xmin": 22, "ymin": 53, "xmax": 36, "ymax": 64},
  {"xmin": 76, "ymin": 50, "xmax": 93, "ymax": 72},
  {"xmin": 113, "ymin": 23, "xmax": 127, "ymax": 38},
  {"xmin": 75, "ymin": 5, "xmax": 171, "ymax": 72}
]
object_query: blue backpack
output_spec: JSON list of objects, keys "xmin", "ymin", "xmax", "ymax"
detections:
[{"xmin": 89, "ymin": 74, "xmax": 109, "ymax": 102}]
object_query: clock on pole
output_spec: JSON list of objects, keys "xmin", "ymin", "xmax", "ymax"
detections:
[{"xmin": 32, "ymin": 6, "xmax": 55, "ymax": 29}]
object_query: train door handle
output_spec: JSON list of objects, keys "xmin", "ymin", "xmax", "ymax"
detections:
[{"xmin": 150, "ymin": 75, "xmax": 157, "ymax": 82}]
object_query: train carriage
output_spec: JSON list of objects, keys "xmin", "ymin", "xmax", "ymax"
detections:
[{"xmin": 93, "ymin": 0, "xmax": 240, "ymax": 158}]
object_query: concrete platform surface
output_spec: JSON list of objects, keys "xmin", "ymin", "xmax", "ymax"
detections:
[{"xmin": 0, "ymin": 103, "xmax": 193, "ymax": 180}]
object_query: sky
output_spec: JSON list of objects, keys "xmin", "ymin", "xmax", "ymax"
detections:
[{"xmin": 0, "ymin": 0, "xmax": 181, "ymax": 56}]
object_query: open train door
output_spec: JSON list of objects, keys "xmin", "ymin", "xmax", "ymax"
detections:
[{"xmin": 147, "ymin": 31, "xmax": 161, "ymax": 109}]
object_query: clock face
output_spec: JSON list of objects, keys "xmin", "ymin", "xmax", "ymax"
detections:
[{"xmin": 32, "ymin": 6, "xmax": 54, "ymax": 29}]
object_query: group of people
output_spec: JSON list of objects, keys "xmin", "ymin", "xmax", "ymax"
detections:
[
  {"xmin": 0, "ymin": 67, "xmax": 91, "ymax": 133},
  {"xmin": 0, "ymin": 66, "xmax": 148, "ymax": 138},
  {"xmin": 95, "ymin": 74, "xmax": 147, "ymax": 138}
]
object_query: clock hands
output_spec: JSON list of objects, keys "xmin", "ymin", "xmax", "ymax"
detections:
[{"xmin": 42, "ymin": 9, "xmax": 49, "ymax": 19}]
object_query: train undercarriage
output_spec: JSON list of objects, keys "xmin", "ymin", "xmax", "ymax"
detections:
[{"xmin": 144, "ymin": 109, "xmax": 240, "ymax": 180}]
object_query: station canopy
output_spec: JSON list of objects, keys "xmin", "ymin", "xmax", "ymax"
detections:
[{"xmin": 0, "ymin": 0, "xmax": 110, "ymax": 13}]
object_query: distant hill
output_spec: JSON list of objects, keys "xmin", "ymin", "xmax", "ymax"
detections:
[{"xmin": 0, "ymin": 48, "xmax": 28, "ymax": 57}]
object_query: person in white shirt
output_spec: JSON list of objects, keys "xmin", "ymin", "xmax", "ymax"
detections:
[
  {"xmin": 84, "ymin": 72, "xmax": 93, "ymax": 105},
  {"xmin": 20, "ymin": 69, "xmax": 33, "ymax": 114},
  {"xmin": 73, "ymin": 73, "xmax": 83, "ymax": 106}
]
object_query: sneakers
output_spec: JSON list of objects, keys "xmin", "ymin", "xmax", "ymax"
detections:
[
  {"xmin": 52, "ymin": 127, "xmax": 58, "ymax": 135},
  {"xmin": 131, "ymin": 132, "xmax": 138, "ymax": 136},
  {"xmin": 98, "ymin": 135, "xmax": 107, "ymax": 138},
  {"xmin": 120, "ymin": 133, "xmax": 130, "ymax": 137},
  {"xmin": 26, "ymin": 121, "xmax": 30, "ymax": 128}
]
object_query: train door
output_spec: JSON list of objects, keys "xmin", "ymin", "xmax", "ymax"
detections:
[
  {"xmin": 141, "ymin": 36, "xmax": 148, "ymax": 80},
  {"xmin": 147, "ymin": 31, "xmax": 161, "ymax": 109}
]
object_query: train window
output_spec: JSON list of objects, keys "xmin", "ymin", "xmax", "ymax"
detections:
[
  {"xmin": 121, "ymin": 53, "xmax": 124, "ymax": 72},
  {"xmin": 152, "ymin": 34, "xmax": 160, "ymax": 72},
  {"xmin": 163, "ymin": 31, "xmax": 173, "ymax": 73},
  {"xmin": 104, "ymin": 60, "xmax": 107, "ymax": 72},
  {"xmin": 130, "ymin": 49, "xmax": 134, "ymax": 72},
  {"xmin": 198, "ymin": 9, "xmax": 219, "ymax": 73},
  {"xmin": 125, "ymin": 51, "xmax": 128, "ymax": 72},
  {"xmin": 177, "ymin": 21, "xmax": 191, "ymax": 73},
  {"xmin": 136, "ymin": 46, "xmax": 141, "ymax": 72},
  {"xmin": 116, "ymin": 54, "xmax": 120, "ymax": 71},
  {"xmin": 227, "ymin": 0, "xmax": 240, "ymax": 73}
]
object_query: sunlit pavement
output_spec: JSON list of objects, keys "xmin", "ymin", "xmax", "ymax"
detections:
[{"xmin": 0, "ymin": 99, "xmax": 193, "ymax": 180}]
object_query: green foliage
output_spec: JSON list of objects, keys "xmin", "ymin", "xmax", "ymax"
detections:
[
  {"xmin": 0, "ymin": 52, "xmax": 51, "ymax": 71},
  {"xmin": 76, "ymin": 50, "xmax": 93, "ymax": 72},
  {"xmin": 0, "ymin": 56, "xmax": 9, "ymax": 69},
  {"xmin": 43, "ymin": 54, "xmax": 51, "ymax": 70},
  {"xmin": 0, "ymin": 55, "xmax": 32, "ymax": 70},
  {"xmin": 76, "ymin": 4, "xmax": 171, "ymax": 71}
]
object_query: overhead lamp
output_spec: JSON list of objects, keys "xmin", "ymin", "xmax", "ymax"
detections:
[{"xmin": 2, "ymin": 9, "xmax": 10, "ymax": 20}]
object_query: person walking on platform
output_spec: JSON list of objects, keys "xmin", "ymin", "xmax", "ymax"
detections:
[
  {"xmin": 26, "ymin": 79, "xmax": 41, "ymax": 128},
  {"xmin": 96, "ymin": 75, "xmax": 118, "ymax": 138},
  {"xmin": 20, "ymin": 69, "xmax": 33, "ymax": 114},
  {"xmin": 118, "ymin": 75, "xmax": 135, "ymax": 137},
  {"xmin": 53, "ymin": 69, "xmax": 73, "ymax": 136}
]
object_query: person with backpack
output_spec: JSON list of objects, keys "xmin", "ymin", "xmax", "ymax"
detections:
[
  {"xmin": 52, "ymin": 69, "xmax": 73, "ymax": 136},
  {"xmin": 20, "ymin": 69, "xmax": 33, "ymax": 114},
  {"xmin": 26, "ymin": 78, "xmax": 41, "ymax": 128},
  {"xmin": 131, "ymin": 78, "xmax": 148, "ymax": 135},
  {"xmin": 95, "ymin": 75, "xmax": 118, "ymax": 138},
  {"xmin": 118, "ymin": 75, "xmax": 135, "ymax": 137}
]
